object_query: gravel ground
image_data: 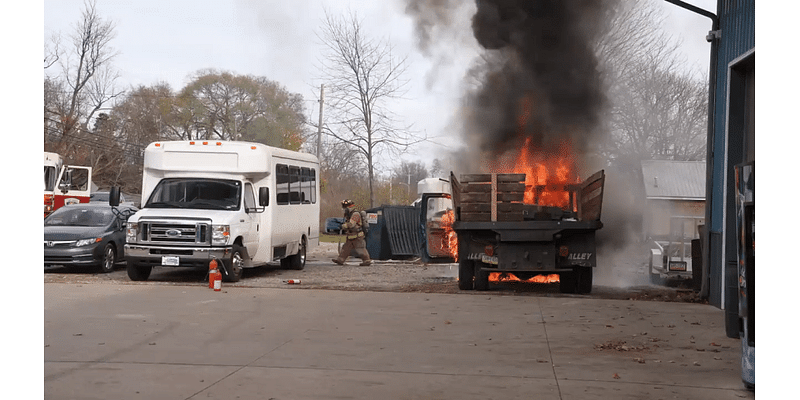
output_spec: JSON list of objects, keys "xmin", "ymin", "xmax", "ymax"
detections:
[{"xmin": 43, "ymin": 242, "xmax": 705, "ymax": 303}]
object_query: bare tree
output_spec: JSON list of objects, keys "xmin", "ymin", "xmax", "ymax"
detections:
[
  {"xmin": 391, "ymin": 160, "xmax": 429, "ymax": 203},
  {"xmin": 316, "ymin": 10, "xmax": 426, "ymax": 207},
  {"xmin": 593, "ymin": 0, "xmax": 707, "ymax": 166},
  {"xmin": 44, "ymin": 0, "xmax": 122, "ymax": 159}
]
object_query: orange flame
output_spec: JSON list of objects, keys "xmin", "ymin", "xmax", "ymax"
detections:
[
  {"xmin": 439, "ymin": 209, "xmax": 458, "ymax": 261},
  {"xmin": 489, "ymin": 272, "xmax": 560, "ymax": 284},
  {"xmin": 490, "ymin": 95, "xmax": 581, "ymax": 210}
]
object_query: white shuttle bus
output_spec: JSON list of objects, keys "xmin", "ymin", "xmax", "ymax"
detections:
[{"xmin": 122, "ymin": 141, "xmax": 319, "ymax": 282}]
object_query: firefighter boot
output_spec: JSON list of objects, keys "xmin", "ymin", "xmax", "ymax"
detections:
[
  {"xmin": 332, "ymin": 259, "xmax": 344, "ymax": 265},
  {"xmin": 359, "ymin": 260, "xmax": 372, "ymax": 266}
]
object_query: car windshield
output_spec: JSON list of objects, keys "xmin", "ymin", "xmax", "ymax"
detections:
[
  {"xmin": 145, "ymin": 178, "xmax": 241, "ymax": 210},
  {"xmin": 45, "ymin": 207, "xmax": 115, "ymax": 227}
]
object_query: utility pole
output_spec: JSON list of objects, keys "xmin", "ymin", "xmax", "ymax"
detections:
[
  {"xmin": 317, "ymin": 84, "xmax": 324, "ymax": 159},
  {"xmin": 407, "ymin": 173, "xmax": 412, "ymax": 201}
]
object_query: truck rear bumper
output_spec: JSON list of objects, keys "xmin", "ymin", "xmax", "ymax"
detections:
[{"xmin": 124, "ymin": 244, "xmax": 231, "ymax": 269}]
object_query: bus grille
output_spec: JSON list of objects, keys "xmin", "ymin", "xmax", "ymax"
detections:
[{"xmin": 142, "ymin": 222, "xmax": 210, "ymax": 244}]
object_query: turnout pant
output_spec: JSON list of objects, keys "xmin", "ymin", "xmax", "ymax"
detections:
[{"xmin": 335, "ymin": 237, "xmax": 371, "ymax": 264}]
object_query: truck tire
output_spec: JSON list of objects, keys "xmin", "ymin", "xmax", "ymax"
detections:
[
  {"xmin": 577, "ymin": 267, "xmax": 593, "ymax": 294},
  {"xmin": 127, "ymin": 263, "xmax": 152, "ymax": 281},
  {"xmin": 223, "ymin": 244, "xmax": 244, "ymax": 282},
  {"xmin": 288, "ymin": 238, "xmax": 307, "ymax": 270},
  {"xmin": 474, "ymin": 266, "xmax": 490, "ymax": 291},
  {"xmin": 559, "ymin": 269, "xmax": 577, "ymax": 294},
  {"xmin": 458, "ymin": 259, "xmax": 475, "ymax": 290}
]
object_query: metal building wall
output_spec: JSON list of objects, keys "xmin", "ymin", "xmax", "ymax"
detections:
[{"xmin": 706, "ymin": 0, "xmax": 755, "ymax": 307}]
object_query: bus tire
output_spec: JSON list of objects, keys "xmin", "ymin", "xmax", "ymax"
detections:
[
  {"xmin": 288, "ymin": 237, "xmax": 307, "ymax": 270},
  {"xmin": 127, "ymin": 263, "xmax": 152, "ymax": 281},
  {"xmin": 223, "ymin": 244, "xmax": 244, "ymax": 282},
  {"xmin": 458, "ymin": 259, "xmax": 475, "ymax": 290}
]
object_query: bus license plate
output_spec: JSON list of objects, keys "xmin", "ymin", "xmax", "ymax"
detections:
[
  {"xmin": 668, "ymin": 261, "xmax": 687, "ymax": 271},
  {"xmin": 162, "ymin": 256, "xmax": 180, "ymax": 266}
]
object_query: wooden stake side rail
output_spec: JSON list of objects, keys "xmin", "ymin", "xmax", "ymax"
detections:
[{"xmin": 453, "ymin": 173, "xmax": 525, "ymax": 222}]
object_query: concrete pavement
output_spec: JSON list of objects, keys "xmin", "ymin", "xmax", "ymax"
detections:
[{"xmin": 44, "ymin": 283, "xmax": 754, "ymax": 400}]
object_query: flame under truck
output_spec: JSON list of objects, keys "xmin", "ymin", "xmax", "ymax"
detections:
[
  {"xmin": 450, "ymin": 170, "xmax": 605, "ymax": 293},
  {"xmin": 44, "ymin": 152, "xmax": 93, "ymax": 217}
]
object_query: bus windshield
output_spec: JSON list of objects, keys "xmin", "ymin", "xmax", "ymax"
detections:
[{"xmin": 145, "ymin": 178, "xmax": 241, "ymax": 211}]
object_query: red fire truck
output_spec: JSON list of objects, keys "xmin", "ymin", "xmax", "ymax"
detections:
[{"xmin": 44, "ymin": 152, "xmax": 92, "ymax": 217}]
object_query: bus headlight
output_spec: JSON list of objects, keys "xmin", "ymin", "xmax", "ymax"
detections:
[
  {"xmin": 127, "ymin": 222, "xmax": 138, "ymax": 242},
  {"xmin": 212, "ymin": 225, "xmax": 230, "ymax": 245}
]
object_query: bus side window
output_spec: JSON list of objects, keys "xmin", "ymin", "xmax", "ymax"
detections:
[
  {"xmin": 310, "ymin": 168, "xmax": 316, "ymax": 204},
  {"xmin": 289, "ymin": 166, "xmax": 301, "ymax": 205},
  {"xmin": 276, "ymin": 164, "xmax": 289, "ymax": 205},
  {"xmin": 301, "ymin": 167, "xmax": 312, "ymax": 204}
]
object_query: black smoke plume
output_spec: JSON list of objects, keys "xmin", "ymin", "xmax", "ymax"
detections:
[
  {"xmin": 406, "ymin": 0, "xmax": 617, "ymax": 169},
  {"xmin": 469, "ymin": 0, "xmax": 613, "ymax": 156}
]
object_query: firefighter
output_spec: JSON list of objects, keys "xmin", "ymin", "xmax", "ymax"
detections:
[{"xmin": 333, "ymin": 199, "xmax": 372, "ymax": 266}]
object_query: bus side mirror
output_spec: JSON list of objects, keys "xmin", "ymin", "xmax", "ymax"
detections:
[
  {"xmin": 259, "ymin": 187, "xmax": 269, "ymax": 207},
  {"xmin": 109, "ymin": 187, "xmax": 121, "ymax": 207}
]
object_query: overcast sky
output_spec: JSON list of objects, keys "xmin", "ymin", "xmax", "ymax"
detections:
[{"xmin": 42, "ymin": 0, "xmax": 718, "ymax": 175}]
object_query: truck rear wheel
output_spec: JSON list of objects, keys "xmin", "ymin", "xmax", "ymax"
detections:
[
  {"xmin": 458, "ymin": 259, "xmax": 475, "ymax": 290},
  {"xmin": 474, "ymin": 266, "xmax": 490, "ymax": 291},
  {"xmin": 559, "ymin": 269, "xmax": 577, "ymax": 294},
  {"xmin": 127, "ymin": 263, "xmax": 152, "ymax": 281},
  {"xmin": 577, "ymin": 267, "xmax": 593, "ymax": 294}
]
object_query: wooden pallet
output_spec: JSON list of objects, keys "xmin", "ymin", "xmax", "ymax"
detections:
[{"xmin": 450, "ymin": 172, "xmax": 526, "ymax": 222}]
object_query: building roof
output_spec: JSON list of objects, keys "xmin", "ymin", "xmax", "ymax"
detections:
[{"xmin": 641, "ymin": 160, "xmax": 706, "ymax": 200}]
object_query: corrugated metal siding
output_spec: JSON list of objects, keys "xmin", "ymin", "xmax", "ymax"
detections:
[
  {"xmin": 641, "ymin": 160, "xmax": 706, "ymax": 199},
  {"xmin": 382, "ymin": 206, "xmax": 421, "ymax": 257},
  {"xmin": 709, "ymin": 0, "xmax": 755, "ymax": 231}
]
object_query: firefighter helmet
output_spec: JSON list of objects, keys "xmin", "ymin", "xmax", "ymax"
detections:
[{"xmin": 341, "ymin": 199, "xmax": 355, "ymax": 208}]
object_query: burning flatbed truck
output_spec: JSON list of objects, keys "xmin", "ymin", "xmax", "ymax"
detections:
[{"xmin": 450, "ymin": 170, "xmax": 605, "ymax": 294}]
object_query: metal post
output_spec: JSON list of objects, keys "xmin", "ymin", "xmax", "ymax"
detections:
[{"xmin": 663, "ymin": 0, "xmax": 719, "ymax": 299}]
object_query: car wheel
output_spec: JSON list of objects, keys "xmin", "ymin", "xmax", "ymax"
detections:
[
  {"xmin": 223, "ymin": 244, "xmax": 244, "ymax": 282},
  {"xmin": 100, "ymin": 243, "xmax": 116, "ymax": 273},
  {"xmin": 127, "ymin": 263, "xmax": 152, "ymax": 281}
]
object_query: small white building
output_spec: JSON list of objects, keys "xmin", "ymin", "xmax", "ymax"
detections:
[{"xmin": 640, "ymin": 160, "xmax": 706, "ymax": 242}]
